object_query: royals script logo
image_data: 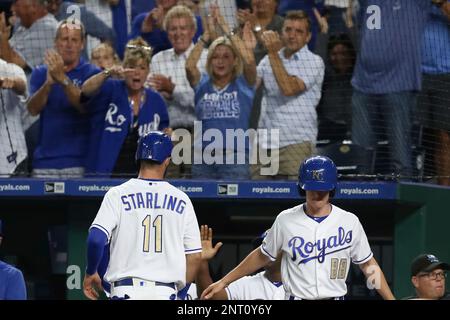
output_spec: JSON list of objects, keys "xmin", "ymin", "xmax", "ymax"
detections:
[{"xmin": 288, "ymin": 227, "xmax": 353, "ymax": 264}]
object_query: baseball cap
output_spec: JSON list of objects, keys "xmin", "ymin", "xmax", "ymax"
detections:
[{"xmin": 411, "ymin": 254, "xmax": 450, "ymax": 277}]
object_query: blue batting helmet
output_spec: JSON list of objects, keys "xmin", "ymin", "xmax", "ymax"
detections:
[
  {"xmin": 298, "ymin": 156, "xmax": 337, "ymax": 191},
  {"xmin": 135, "ymin": 131, "xmax": 173, "ymax": 164}
]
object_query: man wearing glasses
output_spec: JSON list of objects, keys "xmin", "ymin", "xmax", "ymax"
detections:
[{"xmin": 408, "ymin": 254, "xmax": 450, "ymax": 300}]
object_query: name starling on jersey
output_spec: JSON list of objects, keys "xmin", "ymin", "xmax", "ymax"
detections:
[
  {"xmin": 288, "ymin": 227, "xmax": 353, "ymax": 264},
  {"xmin": 121, "ymin": 192, "xmax": 186, "ymax": 214}
]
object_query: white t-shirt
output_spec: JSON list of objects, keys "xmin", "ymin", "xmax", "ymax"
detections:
[
  {"xmin": 226, "ymin": 271, "xmax": 286, "ymax": 300},
  {"xmin": 91, "ymin": 178, "xmax": 202, "ymax": 289},
  {"xmin": 0, "ymin": 59, "xmax": 28, "ymax": 176},
  {"xmin": 257, "ymin": 47, "xmax": 324, "ymax": 149},
  {"xmin": 261, "ymin": 204, "xmax": 372, "ymax": 299}
]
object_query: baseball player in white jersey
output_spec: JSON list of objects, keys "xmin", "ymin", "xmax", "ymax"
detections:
[
  {"xmin": 83, "ymin": 131, "xmax": 202, "ymax": 300},
  {"xmin": 202, "ymin": 156, "xmax": 396, "ymax": 300},
  {"xmin": 196, "ymin": 225, "xmax": 285, "ymax": 300}
]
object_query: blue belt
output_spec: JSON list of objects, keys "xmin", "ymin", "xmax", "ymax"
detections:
[{"xmin": 113, "ymin": 278, "xmax": 176, "ymax": 290}]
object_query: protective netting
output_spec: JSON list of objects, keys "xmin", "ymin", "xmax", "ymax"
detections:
[{"xmin": 0, "ymin": 0, "xmax": 448, "ymax": 185}]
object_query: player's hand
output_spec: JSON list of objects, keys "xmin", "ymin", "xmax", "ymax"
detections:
[
  {"xmin": 200, "ymin": 225, "xmax": 223, "ymax": 261},
  {"xmin": 83, "ymin": 272, "xmax": 103, "ymax": 300},
  {"xmin": 200, "ymin": 279, "xmax": 227, "ymax": 300}
]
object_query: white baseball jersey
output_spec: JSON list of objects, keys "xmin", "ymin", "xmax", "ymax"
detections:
[
  {"xmin": 261, "ymin": 204, "xmax": 373, "ymax": 300},
  {"xmin": 91, "ymin": 178, "xmax": 202, "ymax": 289},
  {"xmin": 226, "ymin": 271, "xmax": 286, "ymax": 300}
]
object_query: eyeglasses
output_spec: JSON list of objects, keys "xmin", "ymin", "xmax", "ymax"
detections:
[
  {"xmin": 126, "ymin": 44, "xmax": 153, "ymax": 53},
  {"xmin": 418, "ymin": 271, "xmax": 447, "ymax": 280}
]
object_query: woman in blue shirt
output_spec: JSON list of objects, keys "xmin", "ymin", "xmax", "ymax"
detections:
[
  {"xmin": 186, "ymin": 9, "xmax": 256, "ymax": 180},
  {"xmin": 82, "ymin": 37, "xmax": 170, "ymax": 177}
]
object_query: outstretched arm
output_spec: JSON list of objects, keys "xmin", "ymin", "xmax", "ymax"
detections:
[
  {"xmin": 82, "ymin": 65, "xmax": 133, "ymax": 97},
  {"xmin": 359, "ymin": 257, "xmax": 395, "ymax": 300},
  {"xmin": 195, "ymin": 225, "xmax": 227, "ymax": 299},
  {"xmin": 201, "ymin": 246, "xmax": 271, "ymax": 300}
]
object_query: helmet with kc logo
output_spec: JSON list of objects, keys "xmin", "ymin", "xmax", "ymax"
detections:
[{"xmin": 298, "ymin": 156, "xmax": 337, "ymax": 191}]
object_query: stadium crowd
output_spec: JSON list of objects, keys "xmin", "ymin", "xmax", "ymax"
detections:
[{"xmin": 0, "ymin": 0, "xmax": 448, "ymax": 184}]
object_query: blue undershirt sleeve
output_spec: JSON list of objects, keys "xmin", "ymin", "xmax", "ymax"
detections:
[{"xmin": 86, "ymin": 227, "xmax": 108, "ymax": 275}]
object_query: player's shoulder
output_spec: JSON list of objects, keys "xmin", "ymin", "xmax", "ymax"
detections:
[
  {"xmin": 103, "ymin": 180, "xmax": 131, "ymax": 195},
  {"xmin": 277, "ymin": 204, "xmax": 304, "ymax": 219},
  {"xmin": 155, "ymin": 180, "xmax": 193, "ymax": 203},
  {"xmin": 0, "ymin": 260, "xmax": 23, "ymax": 278},
  {"xmin": 332, "ymin": 204, "xmax": 360, "ymax": 220}
]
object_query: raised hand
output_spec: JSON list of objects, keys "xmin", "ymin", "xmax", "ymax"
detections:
[
  {"xmin": 242, "ymin": 21, "xmax": 257, "ymax": 51},
  {"xmin": 200, "ymin": 225, "xmax": 223, "ymax": 261},
  {"xmin": 237, "ymin": 9, "xmax": 255, "ymax": 27},
  {"xmin": 45, "ymin": 50, "xmax": 66, "ymax": 83},
  {"xmin": 210, "ymin": 4, "xmax": 230, "ymax": 35},
  {"xmin": 0, "ymin": 12, "xmax": 11, "ymax": 42},
  {"xmin": 147, "ymin": 74, "xmax": 175, "ymax": 94},
  {"xmin": 261, "ymin": 30, "xmax": 282, "ymax": 54},
  {"xmin": 142, "ymin": 6, "xmax": 164, "ymax": 33}
]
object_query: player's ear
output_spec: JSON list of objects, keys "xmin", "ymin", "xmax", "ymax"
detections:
[{"xmin": 411, "ymin": 276, "xmax": 419, "ymax": 289}]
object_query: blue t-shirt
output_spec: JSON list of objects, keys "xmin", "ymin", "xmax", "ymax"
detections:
[
  {"xmin": 129, "ymin": 13, "xmax": 204, "ymax": 55},
  {"xmin": 422, "ymin": 4, "xmax": 450, "ymax": 74},
  {"xmin": 30, "ymin": 59, "xmax": 100, "ymax": 170},
  {"xmin": 86, "ymin": 80, "xmax": 169, "ymax": 175},
  {"xmin": 0, "ymin": 261, "xmax": 27, "ymax": 300},
  {"xmin": 194, "ymin": 74, "xmax": 255, "ymax": 152},
  {"xmin": 352, "ymin": 0, "xmax": 432, "ymax": 94}
]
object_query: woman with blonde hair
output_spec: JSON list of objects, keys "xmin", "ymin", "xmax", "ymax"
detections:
[
  {"xmin": 186, "ymin": 7, "xmax": 256, "ymax": 179},
  {"xmin": 82, "ymin": 37, "xmax": 170, "ymax": 177}
]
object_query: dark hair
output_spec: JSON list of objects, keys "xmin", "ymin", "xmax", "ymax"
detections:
[
  {"xmin": 327, "ymin": 33, "xmax": 356, "ymax": 66},
  {"xmin": 284, "ymin": 10, "xmax": 311, "ymax": 32}
]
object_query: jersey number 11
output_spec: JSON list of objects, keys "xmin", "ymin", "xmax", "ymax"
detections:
[{"xmin": 142, "ymin": 215, "xmax": 163, "ymax": 253}]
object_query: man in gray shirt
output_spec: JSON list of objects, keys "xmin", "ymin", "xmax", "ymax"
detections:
[{"xmin": 0, "ymin": 0, "xmax": 57, "ymax": 75}]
